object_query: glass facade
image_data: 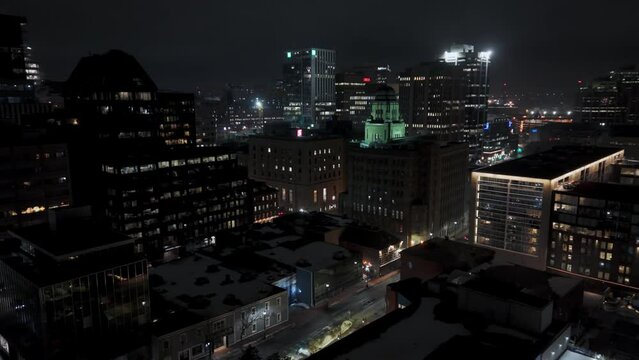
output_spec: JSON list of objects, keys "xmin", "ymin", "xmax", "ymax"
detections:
[
  {"xmin": 0, "ymin": 257, "xmax": 149, "ymax": 359},
  {"xmin": 476, "ymin": 176, "xmax": 543, "ymax": 256}
]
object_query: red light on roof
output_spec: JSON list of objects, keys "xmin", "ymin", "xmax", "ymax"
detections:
[
  {"xmin": 362, "ymin": 77, "xmax": 372, "ymax": 83},
  {"xmin": 296, "ymin": 129, "xmax": 303, "ymax": 137}
]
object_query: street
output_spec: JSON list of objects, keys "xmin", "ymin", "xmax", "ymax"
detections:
[{"xmin": 229, "ymin": 271, "xmax": 399, "ymax": 359}]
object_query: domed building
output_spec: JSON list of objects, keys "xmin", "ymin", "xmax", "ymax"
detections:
[{"xmin": 362, "ymin": 85, "xmax": 406, "ymax": 147}]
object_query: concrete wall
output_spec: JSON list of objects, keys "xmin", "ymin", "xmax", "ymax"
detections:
[{"xmin": 457, "ymin": 286, "xmax": 553, "ymax": 334}]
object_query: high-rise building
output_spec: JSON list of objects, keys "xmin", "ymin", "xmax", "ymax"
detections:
[
  {"xmin": 549, "ymin": 182, "xmax": 639, "ymax": 290},
  {"xmin": 0, "ymin": 14, "xmax": 37, "ymax": 104},
  {"xmin": 283, "ymin": 48, "xmax": 336, "ymax": 127},
  {"xmin": 399, "ymin": 61, "xmax": 466, "ymax": 140},
  {"xmin": 157, "ymin": 91, "xmax": 196, "ymax": 146},
  {"xmin": 470, "ymin": 146, "xmax": 624, "ymax": 270},
  {"xmin": 247, "ymin": 131, "xmax": 345, "ymax": 213},
  {"xmin": 0, "ymin": 129, "xmax": 71, "ymax": 240},
  {"xmin": 194, "ymin": 88, "xmax": 223, "ymax": 146},
  {"xmin": 345, "ymin": 86, "xmax": 468, "ymax": 244},
  {"xmin": 56, "ymin": 50, "xmax": 253, "ymax": 262},
  {"xmin": 575, "ymin": 66, "xmax": 639, "ymax": 127},
  {"xmin": 100, "ymin": 146, "xmax": 250, "ymax": 262},
  {"xmin": 440, "ymin": 44, "xmax": 491, "ymax": 161},
  {"xmin": 335, "ymin": 66, "xmax": 391, "ymax": 132}
]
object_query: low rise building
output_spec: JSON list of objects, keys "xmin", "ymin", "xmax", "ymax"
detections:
[
  {"xmin": 150, "ymin": 254, "xmax": 289, "ymax": 360},
  {"xmin": 0, "ymin": 208, "xmax": 149, "ymax": 360},
  {"xmin": 337, "ymin": 224, "xmax": 406, "ymax": 278},
  {"xmin": 247, "ymin": 180, "xmax": 279, "ymax": 224},
  {"xmin": 310, "ymin": 269, "xmax": 575, "ymax": 360},
  {"xmin": 400, "ymin": 237, "xmax": 494, "ymax": 281},
  {"xmin": 256, "ymin": 241, "xmax": 361, "ymax": 307}
]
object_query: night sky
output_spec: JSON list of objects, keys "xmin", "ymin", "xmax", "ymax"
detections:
[{"xmin": 2, "ymin": 0, "xmax": 639, "ymax": 96}]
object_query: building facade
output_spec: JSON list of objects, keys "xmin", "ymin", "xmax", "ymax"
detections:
[
  {"xmin": 0, "ymin": 14, "xmax": 37, "ymax": 105},
  {"xmin": 0, "ymin": 140, "xmax": 71, "ymax": 239},
  {"xmin": 440, "ymin": 44, "xmax": 491, "ymax": 161},
  {"xmin": 549, "ymin": 182, "xmax": 639, "ymax": 290},
  {"xmin": 101, "ymin": 146, "xmax": 250, "ymax": 262},
  {"xmin": 151, "ymin": 254, "xmax": 289, "ymax": 359},
  {"xmin": 471, "ymin": 146, "xmax": 624, "ymax": 270},
  {"xmin": 0, "ymin": 213, "xmax": 149, "ymax": 360},
  {"xmin": 283, "ymin": 48, "xmax": 336, "ymax": 127},
  {"xmin": 398, "ymin": 61, "xmax": 466, "ymax": 140},
  {"xmin": 247, "ymin": 133, "xmax": 345, "ymax": 213},
  {"xmin": 576, "ymin": 66, "xmax": 639, "ymax": 126},
  {"xmin": 346, "ymin": 86, "xmax": 468, "ymax": 244}
]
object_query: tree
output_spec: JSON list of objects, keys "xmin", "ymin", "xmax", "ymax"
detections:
[{"xmin": 240, "ymin": 345, "xmax": 261, "ymax": 360}]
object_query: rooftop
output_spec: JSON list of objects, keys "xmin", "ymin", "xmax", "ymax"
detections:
[
  {"xmin": 9, "ymin": 216, "xmax": 133, "ymax": 261},
  {"xmin": 151, "ymin": 254, "xmax": 284, "ymax": 321},
  {"xmin": 401, "ymin": 238, "xmax": 494, "ymax": 272},
  {"xmin": 310, "ymin": 297, "xmax": 470, "ymax": 360},
  {"xmin": 255, "ymin": 241, "xmax": 354, "ymax": 272},
  {"xmin": 66, "ymin": 49, "xmax": 158, "ymax": 93},
  {"xmin": 462, "ymin": 265, "xmax": 582, "ymax": 309},
  {"xmin": 474, "ymin": 146, "xmax": 623, "ymax": 180},
  {"xmin": 339, "ymin": 224, "xmax": 403, "ymax": 250}
]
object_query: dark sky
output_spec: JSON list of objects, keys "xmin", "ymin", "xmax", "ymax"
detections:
[{"xmin": 2, "ymin": 0, "xmax": 639, "ymax": 97}]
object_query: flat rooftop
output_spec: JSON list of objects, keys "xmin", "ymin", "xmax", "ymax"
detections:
[
  {"xmin": 311, "ymin": 297, "xmax": 470, "ymax": 360},
  {"xmin": 255, "ymin": 241, "xmax": 353, "ymax": 272},
  {"xmin": 9, "ymin": 219, "xmax": 133, "ymax": 261},
  {"xmin": 151, "ymin": 254, "xmax": 284, "ymax": 320},
  {"xmin": 474, "ymin": 146, "xmax": 623, "ymax": 180},
  {"xmin": 401, "ymin": 238, "xmax": 494, "ymax": 272},
  {"xmin": 339, "ymin": 224, "xmax": 403, "ymax": 250},
  {"xmin": 462, "ymin": 265, "xmax": 582, "ymax": 309},
  {"xmin": 555, "ymin": 181, "xmax": 639, "ymax": 202}
]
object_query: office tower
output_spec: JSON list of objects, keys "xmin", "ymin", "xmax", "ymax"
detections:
[
  {"xmin": 101, "ymin": 146, "xmax": 250, "ymax": 262},
  {"xmin": 549, "ymin": 182, "xmax": 639, "ymax": 290},
  {"xmin": 398, "ymin": 61, "xmax": 466, "ymax": 140},
  {"xmin": 194, "ymin": 88, "xmax": 223, "ymax": 146},
  {"xmin": 335, "ymin": 71, "xmax": 378, "ymax": 131},
  {"xmin": 0, "ymin": 14, "xmax": 36, "ymax": 104},
  {"xmin": 58, "ymin": 50, "xmax": 252, "ymax": 262},
  {"xmin": 440, "ymin": 44, "xmax": 491, "ymax": 161},
  {"xmin": 0, "ymin": 208, "xmax": 149, "ymax": 360},
  {"xmin": 470, "ymin": 146, "xmax": 624, "ymax": 270},
  {"xmin": 247, "ymin": 131, "xmax": 345, "ymax": 213},
  {"xmin": 575, "ymin": 66, "xmax": 639, "ymax": 126},
  {"xmin": 345, "ymin": 86, "xmax": 468, "ymax": 244},
  {"xmin": 283, "ymin": 48, "xmax": 336, "ymax": 127},
  {"xmin": 157, "ymin": 91, "xmax": 196, "ymax": 146}
]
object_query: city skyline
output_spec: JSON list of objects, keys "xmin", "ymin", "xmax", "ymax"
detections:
[{"xmin": 2, "ymin": 0, "xmax": 639, "ymax": 96}]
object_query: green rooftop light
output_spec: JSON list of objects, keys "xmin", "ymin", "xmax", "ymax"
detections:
[
  {"xmin": 286, "ymin": 51, "xmax": 292, "ymax": 58},
  {"xmin": 311, "ymin": 49, "xmax": 316, "ymax": 56}
]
